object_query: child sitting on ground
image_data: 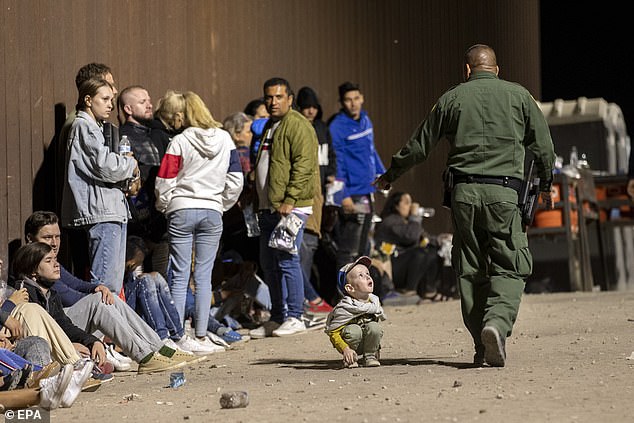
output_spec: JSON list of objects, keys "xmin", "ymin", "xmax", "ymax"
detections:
[{"xmin": 325, "ymin": 256, "xmax": 386, "ymax": 368}]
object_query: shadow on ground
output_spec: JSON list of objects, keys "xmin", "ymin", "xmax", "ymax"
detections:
[{"xmin": 250, "ymin": 357, "xmax": 480, "ymax": 370}]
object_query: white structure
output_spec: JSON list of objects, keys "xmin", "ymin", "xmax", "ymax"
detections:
[{"xmin": 538, "ymin": 97, "xmax": 630, "ymax": 175}]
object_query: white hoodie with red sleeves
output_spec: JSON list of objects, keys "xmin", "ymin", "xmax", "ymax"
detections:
[{"xmin": 155, "ymin": 126, "xmax": 243, "ymax": 215}]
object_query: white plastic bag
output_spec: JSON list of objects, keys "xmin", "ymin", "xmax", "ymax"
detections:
[{"xmin": 268, "ymin": 213, "xmax": 304, "ymax": 254}]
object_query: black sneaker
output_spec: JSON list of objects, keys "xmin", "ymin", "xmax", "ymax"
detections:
[{"xmin": 481, "ymin": 326, "xmax": 506, "ymax": 367}]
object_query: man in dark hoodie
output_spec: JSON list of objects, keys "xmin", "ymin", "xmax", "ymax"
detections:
[{"xmin": 296, "ymin": 86, "xmax": 337, "ymax": 314}]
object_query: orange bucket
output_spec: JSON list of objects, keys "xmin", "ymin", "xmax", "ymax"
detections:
[{"xmin": 533, "ymin": 183, "xmax": 578, "ymax": 232}]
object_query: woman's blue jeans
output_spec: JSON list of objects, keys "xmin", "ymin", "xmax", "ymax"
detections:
[{"xmin": 167, "ymin": 209, "xmax": 223, "ymax": 337}]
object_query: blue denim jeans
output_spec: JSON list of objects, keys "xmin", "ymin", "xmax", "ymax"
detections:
[
  {"xmin": 167, "ymin": 208, "xmax": 222, "ymax": 337},
  {"xmin": 124, "ymin": 272, "xmax": 184, "ymax": 341},
  {"xmin": 300, "ymin": 231, "xmax": 320, "ymax": 302},
  {"xmin": 258, "ymin": 210, "xmax": 307, "ymax": 323},
  {"xmin": 5, "ymin": 336, "xmax": 51, "ymax": 370},
  {"xmin": 87, "ymin": 222, "xmax": 127, "ymax": 293}
]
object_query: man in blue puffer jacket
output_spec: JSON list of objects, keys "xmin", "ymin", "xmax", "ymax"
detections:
[{"xmin": 328, "ymin": 82, "xmax": 386, "ymax": 269}]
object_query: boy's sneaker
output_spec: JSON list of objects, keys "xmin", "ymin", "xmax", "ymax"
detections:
[
  {"xmin": 249, "ymin": 321, "xmax": 281, "ymax": 339},
  {"xmin": 137, "ymin": 352, "xmax": 186, "ymax": 374},
  {"xmin": 39, "ymin": 364, "xmax": 74, "ymax": 410},
  {"xmin": 301, "ymin": 315, "xmax": 326, "ymax": 331},
  {"xmin": 481, "ymin": 326, "xmax": 506, "ymax": 367},
  {"xmin": 361, "ymin": 354, "xmax": 381, "ymax": 367},
  {"xmin": 106, "ymin": 345, "xmax": 131, "ymax": 371},
  {"xmin": 60, "ymin": 360, "xmax": 94, "ymax": 408},
  {"xmin": 306, "ymin": 299, "xmax": 333, "ymax": 315},
  {"xmin": 272, "ymin": 317, "xmax": 306, "ymax": 337}
]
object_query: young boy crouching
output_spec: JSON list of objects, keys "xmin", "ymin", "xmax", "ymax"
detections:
[{"xmin": 325, "ymin": 256, "xmax": 386, "ymax": 368}]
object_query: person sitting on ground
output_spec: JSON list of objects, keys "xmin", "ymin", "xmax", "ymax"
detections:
[
  {"xmin": 373, "ymin": 191, "xmax": 441, "ymax": 300},
  {"xmin": 325, "ymin": 256, "xmax": 386, "ymax": 368},
  {"xmin": 23, "ymin": 211, "xmax": 201, "ymax": 371},
  {"xmin": 1, "ymin": 258, "xmax": 56, "ymax": 373},
  {"xmin": 8, "ymin": 242, "xmax": 192, "ymax": 375}
]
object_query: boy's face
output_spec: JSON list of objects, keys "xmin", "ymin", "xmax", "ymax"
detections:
[{"xmin": 345, "ymin": 264, "xmax": 373, "ymax": 298}]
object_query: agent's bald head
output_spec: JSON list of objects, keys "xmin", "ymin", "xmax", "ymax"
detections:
[{"xmin": 464, "ymin": 44, "xmax": 499, "ymax": 79}]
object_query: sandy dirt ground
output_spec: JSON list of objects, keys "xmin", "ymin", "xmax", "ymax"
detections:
[{"xmin": 53, "ymin": 291, "xmax": 634, "ymax": 423}]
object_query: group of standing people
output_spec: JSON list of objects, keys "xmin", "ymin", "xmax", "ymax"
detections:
[{"xmin": 1, "ymin": 42, "xmax": 559, "ymax": 415}]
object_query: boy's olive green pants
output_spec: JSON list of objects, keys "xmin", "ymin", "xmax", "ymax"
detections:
[
  {"xmin": 451, "ymin": 184, "xmax": 532, "ymax": 350},
  {"xmin": 341, "ymin": 319, "xmax": 383, "ymax": 356}
]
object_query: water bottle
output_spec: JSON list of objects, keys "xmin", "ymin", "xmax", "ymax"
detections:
[
  {"xmin": 169, "ymin": 372, "xmax": 186, "ymax": 388},
  {"xmin": 242, "ymin": 204, "xmax": 260, "ymax": 237},
  {"xmin": 119, "ymin": 135, "xmax": 131, "ymax": 155},
  {"xmin": 219, "ymin": 391, "xmax": 249, "ymax": 409}
]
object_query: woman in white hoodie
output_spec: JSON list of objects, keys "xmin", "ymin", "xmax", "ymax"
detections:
[{"xmin": 155, "ymin": 91, "xmax": 243, "ymax": 347}]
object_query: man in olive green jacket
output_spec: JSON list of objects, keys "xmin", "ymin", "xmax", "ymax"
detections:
[
  {"xmin": 250, "ymin": 77, "xmax": 319, "ymax": 338},
  {"xmin": 376, "ymin": 44, "xmax": 555, "ymax": 367}
]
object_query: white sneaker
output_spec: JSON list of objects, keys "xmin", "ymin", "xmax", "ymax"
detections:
[
  {"xmin": 60, "ymin": 359, "xmax": 94, "ymax": 408},
  {"xmin": 177, "ymin": 334, "xmax": 225, "ymax": 355},
  {"xmin": 108, "ymin": 345, "xmax": 133, "ymax": 364},
  {"xmin": 249, "ymin": 321, "xmax": 281, "ymax": 339},
  {"xmin": 39, "ymin": 364, "xmax": 74, "ymax": 410},
  {"xmin": 272, "ymin": 317, "xmax": 307, "ymax": 337},
  {"xmin": 106, "ymin": 345, "xmax": 132, "ymax": 371}
]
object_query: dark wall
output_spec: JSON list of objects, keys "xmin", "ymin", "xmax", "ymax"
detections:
[{"xmin": 0, "ymin": 0, "xmax": 542, "ymax": 271}]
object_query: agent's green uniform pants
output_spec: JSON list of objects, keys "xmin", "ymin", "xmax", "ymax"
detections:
[
  {"xmin": 341, "ymin": 318, "xmax": 383, "ymax": 356},
  {"xmin": 451, "ymin": 184, "xmax": 532, "ymax": 350}
]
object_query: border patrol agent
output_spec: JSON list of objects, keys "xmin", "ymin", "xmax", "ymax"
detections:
[{"xmin": 375, "ymin": 44, "xmax": 555, "ymax": 367}]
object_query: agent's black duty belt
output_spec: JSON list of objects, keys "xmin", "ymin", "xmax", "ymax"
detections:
[{"xmin": 453, "ymin": 175, "xmax": 523, "ymax": 193}]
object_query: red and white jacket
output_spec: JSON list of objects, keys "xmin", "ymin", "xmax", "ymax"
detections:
[{"xmin": 155, "ymin": 127, "xmax": 243, "ymax": 215}]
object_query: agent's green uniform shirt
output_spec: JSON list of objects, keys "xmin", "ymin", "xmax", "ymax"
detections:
[
  {"xmin": 382, "ymin": 70, "xmax": 555, "ymax": 349},
  {"xmin": 382, "ymin": 71, "xmax": 555, "ymax": 187}
]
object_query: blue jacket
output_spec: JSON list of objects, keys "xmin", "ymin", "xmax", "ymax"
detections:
[
  {"xmin": 329, "ymin": 110, "xmax": 385, "ymax": 197},
  {"xmin": 55, "ymin": 266, "xmax": 100, "ymax": 307}
]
